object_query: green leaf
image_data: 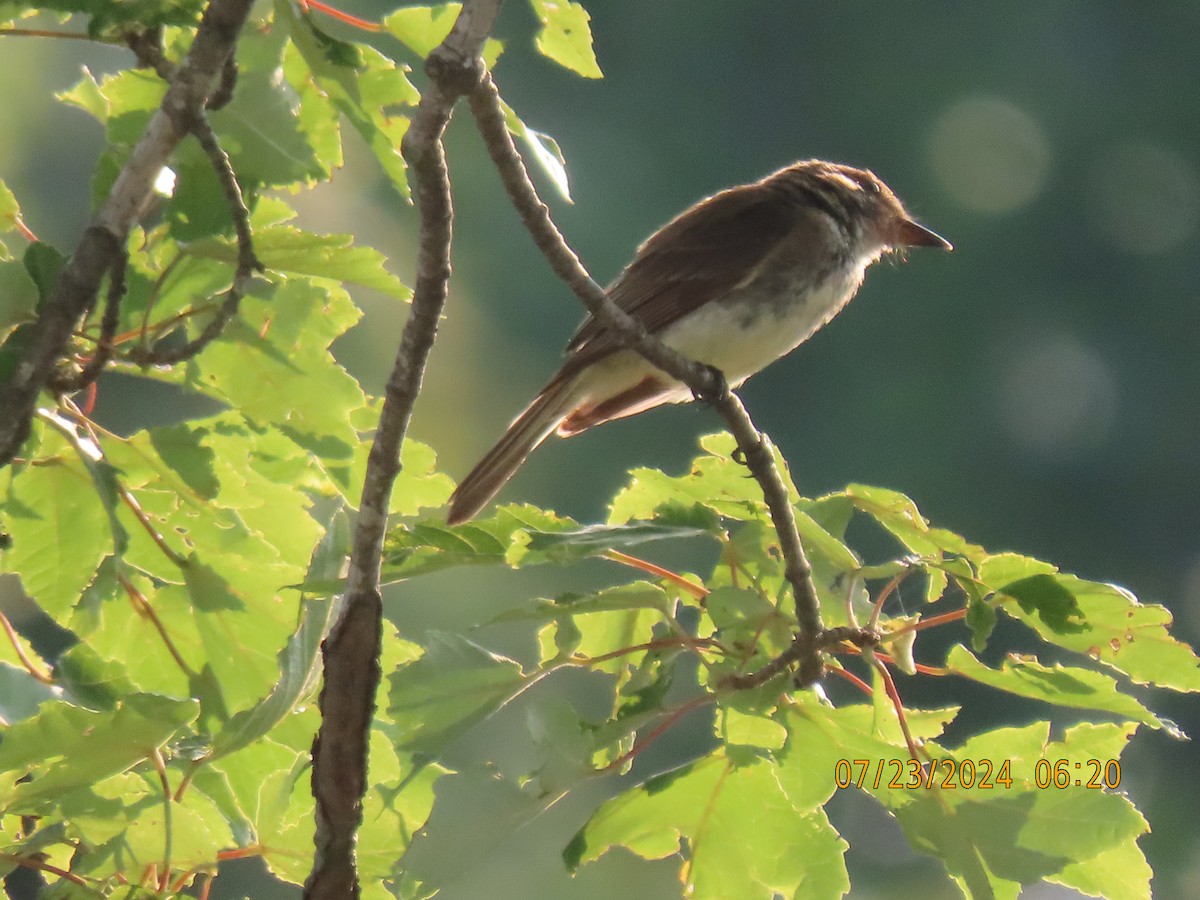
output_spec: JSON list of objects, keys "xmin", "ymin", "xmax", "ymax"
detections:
[
  {"xmin": 207, "ymin": 29, "xmax": 329, "ymax": 189},
  {"xmin": 0, "ymin": 694, "xmax": 199, "ymax": 812},
  {"xmin": 209, "ymin": 510, "xmax": 349, "ymax": 759},
  {"xmin": 22, "ymin": 241, "xmax": 65, "ymax": 304},
  {"xmin": 32, "ymin": 0, "xmax": 205, "ymax": 30},
  {"xmin": 1047, "ymin": 836, "xmax": 1152, "ymax": 900},
  {"xmin": 284, "ymin": 2, "xmax": 420, "ymax": 196},
  {"xmin": 377, "ymin": 504, "xmax": 577, "ymax": 584},
  {"xmin": 384, "ymin": 2, "xmax": 464, "ymax": 57},
  {"xmin": 945, "ymin": 646, "xmax": 1179, "ymax": 736},
  {"xmin": 992, "ymin": 573, "xmax": 1085, "ymax": 633},
  {"xmin": 383, "ymin": 3, "xmax": 504, "ymax": 64},
  {"xmin": 147, "ymin": 423, "xmax": 220, "ymax": 500},
  {"xmin": 182, "ymin": 280, "xmax": 367, "ymax": 458},
  {"xmin": 897, "ymin": 722, "xmax": 1149, "ymax": 898},
  {"xmin": 1, "ymin": 429, "xmax": 118, "ymax": 620},
  {"xmin": 0, "ymin": 179, "xmax": 24, "ymax": 261},
  {"xmin": 188, "ymin": 224, "xmax": 409, "ymax": 298},
  {"xmin": 323, "ymin": 435, "xmax": 454, "ymax": 517},
  {"xmin": 574, "ymin": 753, "xmax": 848, "ymax": 898},
  {"xmin": 609, "ymin": 433, "xmax": 771, "ymax": 523},
  {"xmin": 387, "ymin": 632, "xmax": 527, "ymax": 756},
  {"xmin": 518, "ymin": 521, "xmax": 714, "ymax": 563},
  {"xmin": 0, "ymin": 259, "xmax": 38, "ymax": 350},
  {"xmin": 981, "ymin": 566, "xmax": 1200, "ymax": 692},
  {"xmin": 528, "ymin": 0, "xmax": 603, "ymax": 78}
]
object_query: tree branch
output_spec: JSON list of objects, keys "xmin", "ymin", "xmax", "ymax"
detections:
[
  {"xmin": 0, "ymin": 0, "xmax": 254, "ymax": 465},
  {"xmin": 468, "ymin": 75, "xmax": 827, "ymax": 684},
  {"xmin": 303, "ymin": 2, "xmax": 503, "ymax": 897}
]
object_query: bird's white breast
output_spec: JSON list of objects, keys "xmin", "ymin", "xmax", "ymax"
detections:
[
  {"xmin": 658, "ymin": 264, "xmax": 866, "ymax": 384},
  {"xmin": 568, "ymin": 261, "xmax": 868, "ymax": 411}
]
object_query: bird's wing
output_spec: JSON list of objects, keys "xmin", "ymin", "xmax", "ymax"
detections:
[{"xmin": 564, "ymin": 180, "xmax": 801, "ymax": 363}]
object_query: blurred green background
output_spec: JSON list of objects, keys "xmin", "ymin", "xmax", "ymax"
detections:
[{"xmin": 3, "ymin": 1, "xmax": 1199, "ymax": 897}]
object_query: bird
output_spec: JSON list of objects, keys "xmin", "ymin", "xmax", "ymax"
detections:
[{"xmin": 446, "ymin": 159, "xmax": 951, "ymax": 525}]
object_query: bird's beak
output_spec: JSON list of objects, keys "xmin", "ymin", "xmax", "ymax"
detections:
[{"xmin": 893, "ymin": 217, "xmax": 953, "ymax": 251}]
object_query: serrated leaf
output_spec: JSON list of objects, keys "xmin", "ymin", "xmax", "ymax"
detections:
[
  {"xmin": 895, "ymin": 722, "xmax": 1149, "ymax": 897},
  {"xmin": 387, "ymin": 632, "xmax": 527, "ymax": 755},
  {"xmin": 519, "ymin": 521, "xmax": 714, "ymax": 563},
  {"xmin": 609, "ymin": 432, "xmax": 770, "ymax": 523},
  {"xmin": 182, "ymin": 280, "xmax": 367, "ymax": 457},
  {"xmin": 529, "ymin": 0, "xmax": 603, "ymax": 78},
  {"xmin": 209, "ymin": 509, "xmax": 348, "ymax": 759},
  {"xmin": 377, "ymin": 504, "xmax": 577, "ymax": 583},
  {"xmin": 0, "ymin": 694, "xmax": 199, "ymax": 811},
  {"xmin": 2, "ymin": 429, "xmax": 118, "ymax": 619},
  {"xmin": 945, "ymin": 646, "xmax": 1178, "ymax": 735},
  {"xmin": 983, "ymin": 568, "xmax": 1200, "ymax": 692},
  {"xmin": 284, "ymin": 2, "xmax": 421, "ymax": 195},
  {"xmin": 574, "ymin": 752, "xmax": 848, "ymax": 898},
  {"xmin": 189, "ymin": 224, "xmax": 409, "ymax": 298}
]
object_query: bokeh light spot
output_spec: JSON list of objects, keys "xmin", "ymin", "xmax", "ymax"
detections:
[
  {"xmin": 995, "ymin": 332, "xmax": 1117, "ymax": 458},
  {"xmin": 929, "ymin": 96, "xmax": 1051, "ymax": 213},
  {"xmin": 1091, "ymin": 141, "xmax": 1200, "ymax": 255}
]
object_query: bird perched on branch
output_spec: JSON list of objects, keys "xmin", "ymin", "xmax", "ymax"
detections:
[{"xmin": 447, "ymin": 159, "xmax": 951, "ymax": 525}]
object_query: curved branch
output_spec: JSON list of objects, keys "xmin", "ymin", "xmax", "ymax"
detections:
[
  {"xmin": 0, "ymin": 0, "xmax": 255, "ymax": 465},
  {"xmin": 304, "ymin": 1, "xmax": 504, "ymax": 897},
  {"xmin": 468, "ymin": 76, "xmax": 826, "ymax": 683}
]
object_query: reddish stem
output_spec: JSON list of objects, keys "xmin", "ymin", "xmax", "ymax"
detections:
[
  {"xmin": 0, "ymin": 854, "xmax": 90, "ymax": 886},
  {"xmin": 299, "ymin": 0, "xmax": 384, "ymax": 31},
  {"xmin": 118, "ymin": 572, "xmax": 197, "ymax": 679},
  {"xmin": 868, "ymin": 568, "xmax": 913, "ymax": 631},
  {"xmin": 827, "ymin": 665, "xmax": 872, "ymax": 696},
  {"xmin": 583, "ymin": 636, "xmax": 717, "ymax": 666},
  {"xmin": 870, "ymin": 656, "xmax": 921, "ymax": 762},
  {"xmin": 887, "ymin": 607, "xmax": 967, "ymax": 638},
  {"xmin": 601, "ymin": 694, "xmax": 716, "ymax": 773},
  {"xmin": 603, "ymin": 550, "xmax": 708, "ymax": 599}
]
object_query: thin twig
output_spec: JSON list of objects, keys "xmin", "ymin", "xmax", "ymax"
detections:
[
  {"xmin": 0, "ymin": 854, "xmax": 90, "ymax": 887},
  {"xmin": 304, "ymin": 2, "xmax": 504, "ymax": 896},
  {"xmin": 0, "ymin": 0, "xmax": 255, "ymax": 464},
  {"xmin": 49, "ymin": 250, "xmax": 128, "ymax": 393},
  {"xmin": 722, "ymin": 624, "xmax": 879, "ymax": 690},
  {"xmin": 0, "ymin": 610, "xmax": 53, "ymax": 684},
  {"xmin": 130, "ymin": 114, "xmax": 261, "ymax": 366},
  {"xmin": 467, "ymin": 73, "xmax": 826, "ymax": 685},
  {"xmin": 125, "ymin": 26, "xmax": 176, "ymax": 80}
]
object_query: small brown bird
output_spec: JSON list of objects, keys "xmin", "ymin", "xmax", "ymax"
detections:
[{"xmin": 447, "ymin": 160, "xmax": 951, "ymax": 524}]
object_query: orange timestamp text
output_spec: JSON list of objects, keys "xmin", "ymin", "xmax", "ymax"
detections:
[{"xmin": 833, "ymin": 758, "xmax": 1122, "ymax": 791}]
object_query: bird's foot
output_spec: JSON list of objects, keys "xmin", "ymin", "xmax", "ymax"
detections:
[{"xmin": 691, "ymin": 364, "xmax": 730, "ymax": 405}]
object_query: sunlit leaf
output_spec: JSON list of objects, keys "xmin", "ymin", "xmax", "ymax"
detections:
[{"xmin": 528, "ymin": 0, "xmax": 603, "ymax": 78}]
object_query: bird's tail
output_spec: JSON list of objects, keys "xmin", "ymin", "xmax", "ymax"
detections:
[{"xmin": 446, "ymin": 375, "xmax": 578, "ymax": 525}]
